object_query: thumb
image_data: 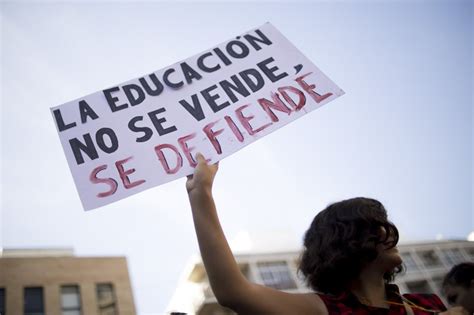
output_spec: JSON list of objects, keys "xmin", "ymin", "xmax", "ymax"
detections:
[{"xmin": 196, "ymin": 152, "xmax": 206, "ymax": 164}]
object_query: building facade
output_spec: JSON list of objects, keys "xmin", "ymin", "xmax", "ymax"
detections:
[
  {"xmin": 167, "ymin": 240, "xmax": 474, "ymax": 315},
  {"xmin": 0, "ymin": 248, "xmax": 136, "ymax": 315}
]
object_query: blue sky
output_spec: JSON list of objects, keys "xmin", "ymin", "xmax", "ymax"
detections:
[{"xmin": 1, "ymin": 1, "xmax": 472, "ymax": 314}]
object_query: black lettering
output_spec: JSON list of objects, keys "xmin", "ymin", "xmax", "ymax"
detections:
[
  {"xmin": 123, "ymin": 84, "xmax": 146, "ymax": 106},
  {"xmin": 197, "ymin": 52, "xmax": 221, "ymax": 73},
  {"xmin": 163, "ymin": 68, "xmax": 184, "ymax": 89},
  {"xmin": 178, "ymin": 95, "xmax": 205, "ymax": 121},
  {"xmin": 243, "ymin": 29, "xmax": 272, "ymax": 51},
  {"xmin": 128, "ymin": 116, "xmax": 153, "ymax": 143},
  {"xmin": 69, "ymin": 133, "xmax": 98, "ymax": 165},
  {"xmin": 225, "ymin": 40, "xmax": 250, "ymax": 59},
  {"xmin": 148, "ymin": 108, "xmax": 178, "ymax": 136},
  {"xmin": 103, "ymin": 87, "xmax": 128, "ymax": 112},
  {"xmin": 53, "ymin": 109, "xmax": 76, "ymax": 132},
  {"xmin": 79, "ymin": 100, "xmax": 99, "ymax": 124},
  {"xmin": 181, "ymin": 62, "xmax": 202, "ymax": 84},
  {"xmin": 201, "ymin": 85, "xmax": 230, "ymax": 113},
  {"xmin": 239, "ymin": 68, "xmax": 265, "ymax": 92},
  {"xmin": 96, "ymin": 127, "xmax": 119, "ymax": 154},
  {"xmin": 139, "ymin": 73, "xmax": 164, "ymax": 96},
  {"xmin": 219, "ymin": 75, "xmax": 250, "ymax": 103},
  {"xmin": 257, "ymin": 57, "xmax": 288, "ymax": 82},
  {"xmin": 213, "ymin": 47, "xmax": 232, "ymax": 66}
]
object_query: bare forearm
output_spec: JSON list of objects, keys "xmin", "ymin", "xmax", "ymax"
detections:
[
  {"xmin": 189, "ymin": 189, "xmax": 248, "ymax": 305},
  {"xmin": 185, "ymin": 156, "xmax": 327, "ymax": 314}
]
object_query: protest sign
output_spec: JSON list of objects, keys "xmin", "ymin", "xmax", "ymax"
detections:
[{"xmin": 51, "ymin": 22, "xmax": 345, "ymax": 210}]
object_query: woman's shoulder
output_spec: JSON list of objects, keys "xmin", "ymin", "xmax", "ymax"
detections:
[
  {"xmin": 315, "ymin": 291, "xmax": 358, "ymax": 314},
  {"xmin": 402, "ymin": 292, "xmax": 447, "ymax": 312},
  {"xmin": 291, "ymin": 292, "xmax": 330, "ymax": 315}
]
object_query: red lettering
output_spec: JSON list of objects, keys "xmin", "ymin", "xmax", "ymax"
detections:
[
  {"xmin": 257, "ymin": 92, "xmax": 292, "ymax": 122},
  {"xmin": 224, "ymin": 115, "xmax": 244, "ymax": 143},
  {"xmin": 178, "ymin": 133, "xmax": 198, "ymax": 167},
  {"xmin": 235, "ymin": 104, "xmax": 272, "ymax": 136},
  {"xmin": 278, "ymin": 86, "xmax": 306, "ymax": 111},
  {"xmin": 115, "ymin": 156, "xmax": 146, "ymax": 189},
  {"xmin": 295, "ymin": 72, "xmax": 332, "ymax": 103},
  {"xmin": 203, "ymin": 121, "xmax": 224, "ymax": 154},
  {"xmin": 154, "ymin": 143, "xmax": 183, "ymax": 174},
  {"xmin": 89, "ymin": 164, "xmax": 118, "ymax": 198}
]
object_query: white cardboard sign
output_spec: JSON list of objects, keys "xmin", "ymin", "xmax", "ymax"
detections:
[{"xmin": 51, "ymin": 23, "xmax": 344, "ymax": 210}]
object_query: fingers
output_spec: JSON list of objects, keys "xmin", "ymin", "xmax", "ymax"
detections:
[
  {"xmin": 196, "ymin": 152, "xmax": 207, "ymax": 165},
  {"xmin": 195, "ymin": 153, "xmax": 219, "ymax": 171}
]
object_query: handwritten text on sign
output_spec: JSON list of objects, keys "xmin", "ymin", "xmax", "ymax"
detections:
[{"xmin": 51, "ymin": 23, "xmax": 345, "ymax": 210}]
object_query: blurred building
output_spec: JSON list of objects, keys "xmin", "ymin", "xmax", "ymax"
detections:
[
  {"xmin": 167, "ymin": 240, "xmax": 474, "ymax": 315},
  {"xmin": 0, "ymin": 248, "xmax": 136, "ymax": 315}
]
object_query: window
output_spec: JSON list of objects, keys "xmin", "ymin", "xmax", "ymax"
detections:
[
  {"xmin": 24, "ymin": 287, "xmax": 44, "ymax": 315},
  {"xmin": 96, "ymin": 283, "xmax": 117, "ymax": 315},
  {"xmin": 406, "ymin": 280, "xmax": 433, "ymax": 293},
  {"xmin": 431, "ymin": 275, "xmax": 444, "ymax": 293},
  {"xmin": 61, "ymin": 285, "xmax": 81, "ymax": 315},
  {"xmin": 419, "ymin": 250, "xmax": 443, "ymax": 269},
  {"xmin": 257, "ymin": 261, "xmax": 297, "ymax": 290},
  {"xmin": 465, "ymin": 247, "xmax": 474, "ymax": 260},
  {"xmin": 442, "ymin": 248, "xmax": 465, "ymax": 267},
  {"xmin": 0, "ymin": 288, "xmax": 5, "ymax": 315},
  {"xmin": 401, "ymin": 252, "xmax": 419, "ymax": 273}
]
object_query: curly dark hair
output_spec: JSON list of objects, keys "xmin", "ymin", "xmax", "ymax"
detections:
[
  {"xmin": 442, "ymin": 262, "xmax": 474, "ymax": 289},
  {"xmin": 298, "ymin": 197, "xmax": 402, "ymax": 295}
]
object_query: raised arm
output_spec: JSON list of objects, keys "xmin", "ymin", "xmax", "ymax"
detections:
[{"xmin": 186, "ymin": 153, "xmax": 327, "ymax": 315}]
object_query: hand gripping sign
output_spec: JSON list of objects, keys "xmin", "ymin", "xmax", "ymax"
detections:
[{"xmin": 51, "ymin": 23, "xmax": 345, "ymax": 210}]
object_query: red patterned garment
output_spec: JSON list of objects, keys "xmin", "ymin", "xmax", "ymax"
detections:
[{"xmin": 317, "ymin": 284, "xmax": 447, "ymax": 315}]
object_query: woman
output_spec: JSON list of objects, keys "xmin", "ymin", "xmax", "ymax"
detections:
[
  {"xmin": 442, "ymin": 262, "xmax": 474, "ymax": 313},
  {"xmin": 186, "ymin": 153, "xmax": 462, "ymax": 314}
]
